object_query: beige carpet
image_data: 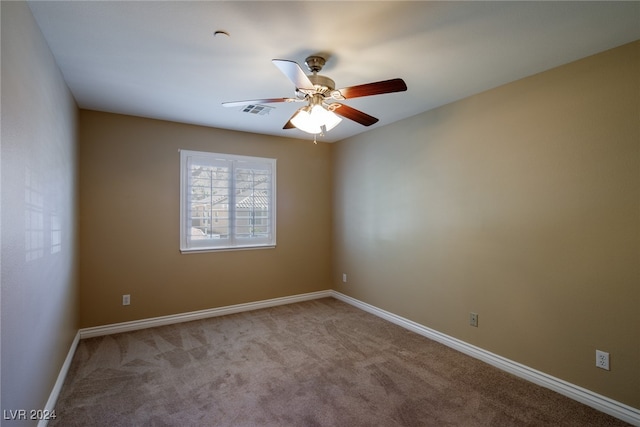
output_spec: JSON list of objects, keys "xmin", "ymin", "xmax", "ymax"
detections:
[{"xmin": 51, "ymin": 298, "xmax": 629, "ymax": 426}]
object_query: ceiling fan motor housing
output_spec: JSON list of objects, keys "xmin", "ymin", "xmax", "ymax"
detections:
[
  {"xmin": 303, "ymin": 55, "xmax": 336, "ymax": 96},
  {"xmin": 309, "ymin": 74, "xmax": 335, "ymax": 94}
]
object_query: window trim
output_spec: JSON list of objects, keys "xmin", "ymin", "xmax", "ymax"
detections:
[{"xmin": 179, "ymin": 150, "xmax": 276, "ymax": 253}]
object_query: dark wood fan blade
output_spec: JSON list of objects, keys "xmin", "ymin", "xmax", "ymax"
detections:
[
  {"xmin": 272, "ymin": 59, "xmax": 315, "ymax": 90},
  {"xmin": 331, "ymin": 103, "xmax": 379, "ymax": 126},
  {"xmin": 282, "ymin": 109, "xmax": 299, "ymax": 129},
  {"xmin": 337, "ymin": 78, "xmax": 407, "ymax": 99},
  {"xmin": 222, "ymin": 98, "xmax": 297, "ymax": 108},
  {"xmin": 283, "ymin": 120, "xmax": 296, "ymax": 130}
]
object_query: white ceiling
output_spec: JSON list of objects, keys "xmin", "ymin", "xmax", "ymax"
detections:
[{"xmin": 28, "ymin": 1, "xmax": 640, "ymax": 143}]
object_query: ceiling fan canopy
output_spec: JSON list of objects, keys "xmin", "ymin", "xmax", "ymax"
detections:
[{"xmin": 222, "ymin": 55, "xmax": 407, "ymax": 136}]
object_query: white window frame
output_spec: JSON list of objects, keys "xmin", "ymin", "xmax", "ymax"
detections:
[{"xmin": 180, "ymin": 150, "xmax": 276, "ymax": 253}]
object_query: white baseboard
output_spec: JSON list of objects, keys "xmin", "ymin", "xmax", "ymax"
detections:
[
  {"xmin": 79, "ymin": 290, "xmax": 333, "ymax": 339},
  {"xmin": 46, "ymin": 290, "xmax": 638, "ymax": 426},
  {"xmin": 330, "ymin": 290, "xmax": 640, "ymax": 426},
  {"xmin": 38, "ymin": 331, "xmax": 80, "ymax": 427},
  {"xmin": 43, "ymin": 291, "xmax": 330, "ymax": 425}
]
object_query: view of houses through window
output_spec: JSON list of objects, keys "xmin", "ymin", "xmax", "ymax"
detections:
[{"xmin": 180, "ymin": 150, "xmax": 276, "ymax": 252}]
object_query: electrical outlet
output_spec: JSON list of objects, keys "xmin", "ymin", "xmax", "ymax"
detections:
[
  {"xmin": 596, "ymin": 350, "xmax": 610, "ymax": 370},
  {"xmin": 342, "ymin": 273, "xmax": 347, "ymax": 283},
  {"xmin": 470, "ymin": 312, "xmax": 478, "ymax": 327},
  {"xmin": 122, "ymin": 294, "xmax": 131, "ymax": 306}
]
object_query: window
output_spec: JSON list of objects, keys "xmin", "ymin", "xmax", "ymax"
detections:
[{"xmin": 180, "ymin": 150, "xmax": 276, "ymax": 252}]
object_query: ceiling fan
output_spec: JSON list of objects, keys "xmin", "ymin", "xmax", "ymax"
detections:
[{"xmin": 222, "ymin": 55, "xmax": 407, "ymax": 135}]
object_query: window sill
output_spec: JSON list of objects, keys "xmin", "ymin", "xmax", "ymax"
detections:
[{"xmin": 180, "ymin": 245, "xmax": 276, "ymax": 254}]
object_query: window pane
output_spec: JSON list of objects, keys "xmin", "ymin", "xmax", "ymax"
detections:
[
  {"xmin": 189, "ymin": 164, "xmax": 230, "ymax": 239},
  {"xmin": 234, "ymin": 167, "xmax": 272, "ymax": 240}
]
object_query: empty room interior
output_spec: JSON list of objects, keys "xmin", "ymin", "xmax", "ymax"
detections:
[{"xmin": 1, "ymin": 1, "xmax": 639, "ymax": 426}]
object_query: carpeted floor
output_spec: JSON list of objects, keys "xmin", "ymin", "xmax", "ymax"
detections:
[{"xmin": 51, "ymin": 298, "xmax": 630, "ymax": 426}]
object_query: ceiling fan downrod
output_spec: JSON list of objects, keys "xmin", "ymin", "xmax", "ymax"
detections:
[{"xmin": 305, "ymin": 55, "xmax": 326, "ymax": 73}]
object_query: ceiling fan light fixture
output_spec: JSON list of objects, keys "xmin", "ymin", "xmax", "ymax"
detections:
[{"xmin": 290, "ymin": 104, "xmax": 342, "ymax": 135}]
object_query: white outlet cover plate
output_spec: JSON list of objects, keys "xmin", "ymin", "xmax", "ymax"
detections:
[{"xmin": 596, "ymin": 350, "xmax": 610, "ymax": 370}]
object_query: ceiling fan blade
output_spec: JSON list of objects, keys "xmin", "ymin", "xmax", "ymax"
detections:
[
  {"xmin": 336, "ymin": 78, "xmax": 407, "ymax": 99},
  {"xmin": 282, "ymin": 109, "xmax": 300, "ymax": 130},
  {"xmin": 272, "ymin": 59, "xmax": 315, "ymax": 90},
  {"xmin": 222, "ymin": 98, "xmax": 298, "ymax": 108},
  {"xmin": 331, "ymin": 103, "xmax": 379, "ymax": 126}
]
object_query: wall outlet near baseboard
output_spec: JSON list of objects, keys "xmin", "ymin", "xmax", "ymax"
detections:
[
  {"xmin": 596, "ymin": 350, "xmax": 610, "ymax": 370},
  {"xmin": 470, "ymin": 312, "xmax": 478, "ymax": 327},
  {"xmin": 342, "ymin": 273, "xmax": 347, "ymax": 283},
  {"xmin": 122, "ymin": 294, "xmax": 131, "ymax": 306}
]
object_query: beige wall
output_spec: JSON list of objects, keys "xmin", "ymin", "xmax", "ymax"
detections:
[
  {"xmin": 332, "ymin": 41, "xmax": 639, "ymax": 408},
  {"xmin": 78, "ymin": 111, "xmax": 332, "ymax": 327},
  {"xmin": 1, "ymin": 2, "xmax": 79, "ymax": 422}
]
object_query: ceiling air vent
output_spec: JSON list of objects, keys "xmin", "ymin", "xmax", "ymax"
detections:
[{"xmin": 241, "ymin": 104, "xmax": 273, "ymax": 115}]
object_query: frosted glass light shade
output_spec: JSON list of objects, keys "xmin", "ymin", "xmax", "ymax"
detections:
[{"xmin": 291, "ymin": 105, "xmax": 342, "ymax": 134}]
